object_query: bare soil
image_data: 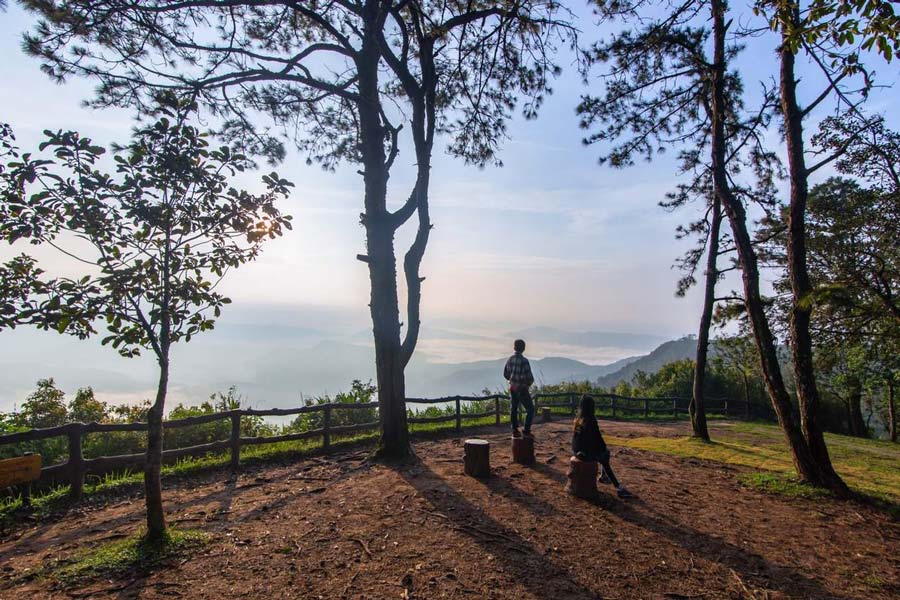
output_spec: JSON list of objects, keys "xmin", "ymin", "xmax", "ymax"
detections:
[{"xmin": 1, "ymin": 420, "xmax": 898, "ymax": 599}]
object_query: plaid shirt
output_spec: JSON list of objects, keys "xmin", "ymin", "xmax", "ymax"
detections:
[{"xmin": 504, "ymin": 352, "xmax": 534, "ymax": 387}]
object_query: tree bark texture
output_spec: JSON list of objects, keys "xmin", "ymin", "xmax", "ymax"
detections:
[
  {"xmin": 690, "ymin": 197, "xmax": 722, "ymax": 441},
  {"xmin": 464, "ymin": 439, "xmax": 491, "ymax": 477},
  {"xmin": 511, "ymin": 436, "xmax": 535, "ymax": 465},
  {"xmin": 565, "ymin": 456, "xmax": 599, "ymax": 500},
  {"xmin": 145, "ymin": 355, "xmax": 168, "ymax": 541},
  {"xmin": 779, "ymin": 18, "xmax": 848, "ymax": 493},
  {"xmin": 708, "ymin": 0, "xmax": 822, "ymax": 484}
]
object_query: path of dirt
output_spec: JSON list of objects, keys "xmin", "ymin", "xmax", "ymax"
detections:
[{"xmin": 1, "ymin": 420, "xmax": 897, "ymax": 599}]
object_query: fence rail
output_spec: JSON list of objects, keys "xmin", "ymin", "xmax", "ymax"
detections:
[{"xmin": 1, "ymin": 392, "xmax": 755, "ymax": 499}]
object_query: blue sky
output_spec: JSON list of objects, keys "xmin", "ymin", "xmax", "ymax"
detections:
[{"xmin": 1, "ymin": 2, "xmax": 897, "ymax": 409}]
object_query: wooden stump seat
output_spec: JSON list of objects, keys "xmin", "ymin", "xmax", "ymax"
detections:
[
  {"xmin": 511, "ymin": 435, "xmax": 535, "ymax": 465},
  {"xmin": 464, "ymin": 439, "xmax": 491, "ymax": 477},
  {"xmin": 541, "ymin": 407, "xmax": 552, "ymax": 422},
  {"xmin": 565, "ymin": 456, "xmax": 599, "ymax": 499}
]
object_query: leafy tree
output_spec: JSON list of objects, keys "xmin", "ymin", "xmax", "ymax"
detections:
[
  {"xmin": 711, "ymin": 334, "xmax": 766, "ymax": 416},
  {"xmin": 760, "ymin": 118, "xmax": 899, "ymax": 441},
  {"xmin": 15, "ymin": 378, "xmax": 67, "ymax": 429},
  {"xmin": 289, "ymin": 380, "xmax": 378, "ymax": 432},
  {"xmin": 0, "ymin": 98, "xmax": 292, "ymax": 541},
  {"xmin": 20, "ymin": 0, "xmax": 576, "ymax": 458},
  {"xmin": 768, "ymin": 0, "xmax": 900, "ymax": 62},
  {"xmin": 632, "ymin": 360, "xmax": 696, "ymax": 399},
  {"xmin": 67, "ymin": 387, "xmax": 109, "ymax": 424}
]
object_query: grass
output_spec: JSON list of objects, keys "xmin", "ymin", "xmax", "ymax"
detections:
[
  {"xmin": 50, "ymin": 528, "xmax": 208, "ymax": 585},
  {"xmin": 608, "ymin": 420, "xmax": 900, "ymax": 503},
  {"xmin": 738, "ymin": 472, "xmax": 830, "ymax": 500}
]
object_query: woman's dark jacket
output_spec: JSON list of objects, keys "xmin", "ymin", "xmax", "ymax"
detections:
[{"xmin": 572, "ymin": 417, "xmax": 610, "ymax": 462}]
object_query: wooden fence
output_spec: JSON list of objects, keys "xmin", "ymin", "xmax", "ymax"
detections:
[{"xmin": 0, "ymin": 392, "xmax": 753, "ymax": 499}]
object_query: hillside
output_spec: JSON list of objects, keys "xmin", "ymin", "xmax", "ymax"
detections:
[
  {"xmin": 410, "ymin": 337, "xmax": 699, "ymax": 396},
  {"xmin": 595, "ymin": 337, "xmax": 698, "ymax": 388},
  {"xmin": 416, "ymin": 354, "xmax": 640, "ymax": 397}
]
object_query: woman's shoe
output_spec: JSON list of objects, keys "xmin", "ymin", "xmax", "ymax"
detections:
[{"xmin": 616, "ymin": 486, "xmax": 633, "ymax": 499}]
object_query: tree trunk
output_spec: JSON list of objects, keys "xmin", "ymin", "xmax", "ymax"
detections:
[
  {"xmin": 708, "ymin": 0, "xmax": 821, "ymax": 484},
  {"xmin": 779, "ymin": 21, "xmax": 849, "ymax": 493},
  {"xmin": 358, "ymin": 19, "xmax": 411, "ymax": 459},
  {"xmin": 846, "ymin": 377, "xmax": 868, "ymax": 438},
  {"xmin": 888, "ymin": 378, "xmax": 897, "ymax": 443},
  {"xmin": 742, "ymin": 371, "xmax": 751, "ymax": 418},
  {"xmin": 690, "ymin": 197, "xmax": 722, "ymax": 441},
  {"xmin": 145, "ymin": 353, "xmax": 168, "ymax": 542},
  {"xmin": 368, "ymin": 226, "xmax": 411, "ymax": 457}
]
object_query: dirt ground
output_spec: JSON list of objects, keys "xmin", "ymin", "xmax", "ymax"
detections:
[{"xmin": 1, "ymin": 419, "xmax": 898, "ymax": 600}]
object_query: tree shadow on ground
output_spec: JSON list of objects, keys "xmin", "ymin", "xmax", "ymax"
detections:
[
  {"xmin": 397, "ymin": 457, "xmax": 596, "ymax": 600},
  {"xmin": 473, "ymin": 469, "xmax": 557, "ymax": 517},
  {"xmin": 1, "ymin": 454, "xmax": 369, "ymax": 560},
  {"xmin": 531, "ymin": 462, "xmax": 856, "ymax": 600}
]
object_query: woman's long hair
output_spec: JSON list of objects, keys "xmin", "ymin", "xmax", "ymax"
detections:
[{"xmin": 574, "ymin": 394, "xmax": 596, "ymax": 432}]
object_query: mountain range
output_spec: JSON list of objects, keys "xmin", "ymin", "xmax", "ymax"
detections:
[{"xmin": 409, "ymin": 336, "xmax": 697, "ymax": 397}]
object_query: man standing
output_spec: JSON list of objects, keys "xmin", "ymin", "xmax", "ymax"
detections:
[{"xmin": 504, "ymin": 339, "xmax": 535, "ymax": 438}]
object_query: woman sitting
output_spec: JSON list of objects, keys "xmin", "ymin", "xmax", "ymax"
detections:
[{"xmin": 572, "ymin": 394, "xmax": 633, "ymax": 498}]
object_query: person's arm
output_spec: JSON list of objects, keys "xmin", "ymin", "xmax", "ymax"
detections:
[
  {"xmin": 524, "ymin": 358, "xmax": 535, "ymax": 386},
  {"xmin": 503, "ymin": 357, "xmax": 512, "ymax": 381},
  {"xmin": 596, "ymin": 430, "xmax": 609, "ymax": 454},
  {"xmin": 588, "ymin": 419, "xmax": 608, "ymax": 454}
]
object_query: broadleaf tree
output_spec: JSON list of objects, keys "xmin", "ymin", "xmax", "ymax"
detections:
[
  {"xmin": 0, "ymin": 97, "xmax": 293, "ymax": 541},
  {"xmin": 19, "ymin": 0, "xmax": 577, "ymax": 457}
]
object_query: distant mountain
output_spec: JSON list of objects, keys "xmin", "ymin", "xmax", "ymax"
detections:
[
  {"xmin": 595, "ymin": 337, "xmax": 698, "ymax": 388},
  {"xmin": 406, "ymin": 353, "xmax": 642, "ymax": 397},
  {"xmin": 504, "ymin": 327, "xmax": 664, "ymax": 351}
]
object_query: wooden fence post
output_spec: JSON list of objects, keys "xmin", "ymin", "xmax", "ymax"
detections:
[
  {"xmin": 323, "ymin": 404, "xmax": 332, "ymax": 451},
  {"xmin": 455, "ymin": 397, "xmax": 462, "ymax": 432},
  {"xmin": 644, "ymin": 398, "xmax": 649, "ymax": 418},
  {"xmin": 68, "ymin": 423, "xmax": 84, "ymax": 500},
  {"xmin": 611, "ymin": 396, "xmax": 617, "ymax": 419},
  {"xmin": 230, "ymin": 412, "xmax": 241, "ymax": 470},
  {"xmin": 746, "ymin": 399, "xmax": 752, "ymax": 420},
  {"xmin": 672, "ymin": 399, "xmax": 678, "ymax": 418},
  {"xmin": 495, "ymin": 396, "xmax": 501, "ymax": 426},
  {"xmin": 570, "ymin": 393, "xmax": 576, "ymax": 416},
  {"xmin": 724, "ymin": 399, "xmax": 729, "ymax": 416}
]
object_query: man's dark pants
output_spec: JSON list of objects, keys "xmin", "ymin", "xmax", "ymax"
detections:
[{"xmin": 510, "ymin": 385, "xmax": 534, "ymax": 433}]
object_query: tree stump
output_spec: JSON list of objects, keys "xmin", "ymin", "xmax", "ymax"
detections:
[
  {"xmin": 565, "ymin": 456, "xmax": 599, "ymax": 499},
  {"xmin": 511, "ymin": 436, "xmax": 535, "ymax": 465},
  {"xmin": 464, "ymin": 439, "xmax": 491, "ymax": 477},
  {"xmin": 541, "ymin": 407, "xmax": 552, "ymax": 422}
]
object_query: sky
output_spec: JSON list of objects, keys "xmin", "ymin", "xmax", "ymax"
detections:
[{"xmin": 0, "ymin": 3, "xmax": 897, "ymax": 411}]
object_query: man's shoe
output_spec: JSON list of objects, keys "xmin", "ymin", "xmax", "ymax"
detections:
[
  {"xmin": 511, "ymin": 428, "xmax": 522, "ymax": 438},
  {"xmin": 616, "ymin": 486, "xmax": 633, "ymax": 499},
  {"xmin": 599, "ymin": 471, "xmax": 612, "ymax": 485},
  {"xmin": 522, "ymin": 430, "xmax": 534, "ymax": 439}
]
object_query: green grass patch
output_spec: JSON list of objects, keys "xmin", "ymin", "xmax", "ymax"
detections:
[
  {"xmin": 739, "ymin": 472, "xmax": 830, "ymax": 500},
  {"xmin": 609, "ymin": 421, "xmax": 900, "ymax": 503},
  {"xmin": 51, "ymin": 528, "xmax": 208, "ymax": 585}
]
